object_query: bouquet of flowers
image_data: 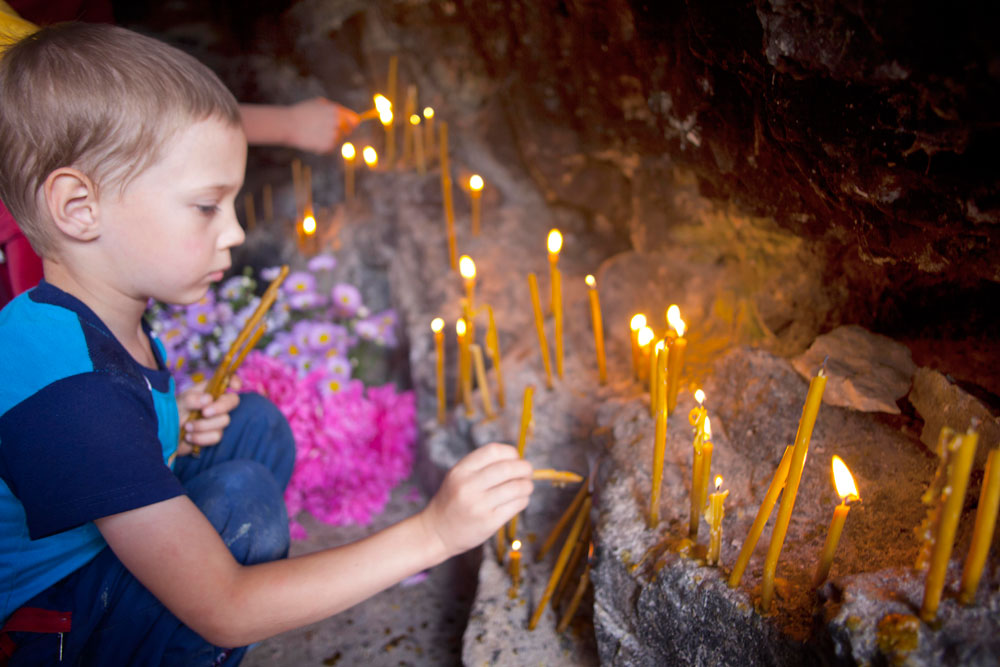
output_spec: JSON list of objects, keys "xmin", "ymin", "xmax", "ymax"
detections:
[{"xmin": 147, "ymin": 254, "xmax": 417, "ymax": 538}]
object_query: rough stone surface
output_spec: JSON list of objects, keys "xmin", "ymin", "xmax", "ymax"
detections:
[{"xmin": 791, "ymin": 324, "xmax": 917, "ymax": 414}]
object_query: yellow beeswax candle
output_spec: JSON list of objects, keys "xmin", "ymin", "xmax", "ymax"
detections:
[
  {"xmin": 496, "ymin": 525, "xmax": 507, "ymax": 565},
  {"xmin": 548, "ymin": 229, "xmax": 564, "ymax": 379},
  {"xmin": 666, "ymin": 305, "xmax": 687, "ymax": 415},
  {"xmin": 386, "ymin": 55, "xmax": 398, "ymax": 165},
  {"xmin": 243, "ymin": 192, "xmax": 256, "ymax": 231},
  {"xmin": 362, "ymin": 145, "xmax": 378, "ymax": 169},
  {"xmin": 529, "ymin": 497, "xmax": 592, "ymax": 630},
  {"xmin": 431, "ymin": 318, "xmax": 446, "ymax": 424},
  {"xmin": 423, "ymin": 106, "xmax": 435, "ymax": 155},
  {"xmin": 485, "ymin": 305, "xmax": 505, "ymax": 408},
  {"xmin": 637, "ymin": 326, "xmax": 654, "ymax": 385},
  {"xmin": 584, "ymin": 276, "xmax": 607, "ymax": 384},
  {"xmin": 341, "ymin": 142, "xmax": 356, "ymax": 203},
  {"xmin": 459, "ymin": 255, "xmax": 476, "ymax": 313},
  {"xmin": 688, "ymin": 390, "xmax": 708, "ymax": 536},
  {"xmin": 728, "ymin": 445, "xmax": 794, "ymax": 588},
  {"xmin": 508, "ymin": 539, "xmax": 522, "ymax": 598},
  {"xmin": 410, "ymin": 114, "xmax": 425, "ymax": 174},
  {"xmin": 649, "ymin": 343, "xmax": 669, "ymax": 528},
  {"xmin": 470, "ymin": 344, "xmax": 495, "ymax": 419},
  {"xmin": 922, "ymin": 426, "xmax": 979, "ymax": 621},
  {"xmin": 630, "ymin": 314, "xmax": 646, "ymax": 381},
  {"xmin": 262, "ymin": 183, "xmax": 273, "ymax": 220},
  {"xmin": 760, "ymin": 367, "xmax": 828, "ymax": 611},
  {"xmin": 528, "ymin": 272, "xmax": 554, "ymax": 389},
  {"xmin": 813, "ymin": 456, "xmax": 859, "ymax": 586},
  {"xmin": 960, "ymin": 446, "xmax": 1000, "ymax": 604},
  {"xmin": 456, "ymin": 318, "xmax": 473, "ymax": 416},
  {"xmin": 557, "ymin": 558, "xmax": 591, "ymax": 633},
  {"xmin": 402, "ymin": 85, "xmax": 416, "ymax": 164},
  {"xmin": 506, "ymin": 384, "xmax": 535, "ymax": 540},
  {"xmin": 379, "ymin": 107, "xmax": 395, "ymax": 168},
  {"xmin": 439, "ymin": 123, "xmax": 456, "ymax": 270},
  {"xmin": 538, "ymin": 483, "xmax": 588, "ymax": 562},
  {"xmin": 648, "ymin": 339, "xmax": 663, "ymax": 417},
  {"xmin": 705, "ymin": 476, "xmax": 729, "ymax": 566},
  {"xmin": 469, "ymin": 174, "xmax": 484, "ymax": 236}
]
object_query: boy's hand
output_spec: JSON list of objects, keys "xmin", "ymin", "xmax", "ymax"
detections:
[
  {"xmin": 419, "ymin": 443, "xmax": 533, "ymax": 558},
  {"xmin": 287, "ymin": 97, "xmax": 360, "ymax": 154},
  {"xmin": 176, "ymin": 379, "xmax": 241, "ymax": 455}
]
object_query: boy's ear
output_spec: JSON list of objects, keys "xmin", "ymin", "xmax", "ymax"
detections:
[{"xmin": 44, "ymin": 168, "xmax": 100, "ymax": 241}]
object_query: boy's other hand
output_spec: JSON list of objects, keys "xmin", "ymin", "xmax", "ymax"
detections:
[
  {"xmin": 287, "ymin": 97, "xmax": 360, "ymax": 154},
  {"xmin": 419, "ymin": 443, "xmax": 533, "ymax": 559},
  {"xmin": 176, "ymin": 379, "xmax": 241, "ymax": 455}
]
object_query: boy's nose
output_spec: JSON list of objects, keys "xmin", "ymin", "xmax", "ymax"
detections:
[{"xmin": 220, "ymin": 207, "xmax": 246, "ymax": 249}]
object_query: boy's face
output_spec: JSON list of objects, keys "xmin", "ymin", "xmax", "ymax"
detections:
[{"xmin": 96, "ymin": 117, "xmax": 247, "ymax": 305}]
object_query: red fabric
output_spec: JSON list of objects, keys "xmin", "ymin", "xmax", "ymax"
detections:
[
  {"xmin": 0, "ymin": 607, "xmax": 72, "ymax": 663},
  {"xmin": 7, "ymin": 0, "xmax": 114, "ymax": 25},
  {"xmin": 0, "ymin": 200, "xmax": 44, "ymax": 308}
]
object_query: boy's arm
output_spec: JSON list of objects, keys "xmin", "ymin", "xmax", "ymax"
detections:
[
  {"xmin": 240, "ymin": 98, "xmax": 360, "ymax": 155},
  {"xmin": 95, "ymin": 443, "xmax": 532, "ymax": 647}
]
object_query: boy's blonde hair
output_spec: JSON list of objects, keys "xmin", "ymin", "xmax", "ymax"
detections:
[{"xmin": 0, "ymin": 22, "xmax": 242, "ymax": 256}]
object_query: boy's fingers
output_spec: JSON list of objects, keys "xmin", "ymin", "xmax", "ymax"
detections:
[
  {"xmin": 459, "ymin": 442, "xmax": 521, "ymax": 472},
  {"xmin": 201, "ymin": 392, "xmax": 239, "ymax": 418},
  {"xmin": 185, "ymin": 414, "xmax": 231, "ymax": 434}
]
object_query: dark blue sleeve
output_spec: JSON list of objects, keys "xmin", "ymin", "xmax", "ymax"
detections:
[{"xmin": 0, "ymin": 372, "xmax": 185, "ymax": 540}]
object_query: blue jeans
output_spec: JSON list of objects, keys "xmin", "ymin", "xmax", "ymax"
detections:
[{"xmin": 8, "ymin": 393, "xmax": 295, "ymax": 666}]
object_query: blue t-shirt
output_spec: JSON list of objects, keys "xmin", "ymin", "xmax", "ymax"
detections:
[{"xmin": 0, "ymin": 282, "xmax": 184, "ymax": 623}]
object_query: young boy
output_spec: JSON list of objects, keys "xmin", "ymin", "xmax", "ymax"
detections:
[{"xmin": 0, "ymin": 22, "xmax": 534, "ymax": 665}]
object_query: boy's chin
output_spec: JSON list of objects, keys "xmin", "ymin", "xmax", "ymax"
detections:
[{"xmin": 159, "ymin": 286, "xmax": 212, "ymax": 307}]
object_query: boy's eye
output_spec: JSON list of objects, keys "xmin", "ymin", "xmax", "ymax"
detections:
[{"xmin": 196, "ymin": 204, "xmax": 219, "ymax": 216}]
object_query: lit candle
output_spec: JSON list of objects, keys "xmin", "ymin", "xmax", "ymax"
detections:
[
  {"xmin": 688, "ymin": 391, "xmax": 708, "ymax": 537},
  {"xmin": 456, "ymin": 318, "xmax": 473, "ymax": 416},
  {"xmin": 666, "ymin": 305, "xmax": 687, "ymax": 415},
  {"xmin": 262, "ymin": 183, "xmax": 273, "ymax": 220},
  {"xmin": 697, "ymin": 417, "xmax": 715, "ymax": 533},
  {"xmin": 422, "ymin": 106, "xmax": 435, "ymax": 155},
  {"xmin": 507, "ymin": 384, "xmax": 534, "ymax": 541},
  {"xmin": 402, "ymin": 85, "xmax": 416, "ymax": 165},
  {"xmin": 379, "ymin": 107, "xmax": 395, "ymax": 168},
  {"xmin": 705, "ymin": 476, "xmax": 729, "ymax": 566},
  {"xmin": 813, "ymin": 455, "xmax": 859, "ymax": 586},
  {"xmin": 528, "ymin": 272, "xmax": 554, "ymax": 389},
  {"xmin": 485, "ymin": 305, "xmax": 505, "ymax": 408},
  {"xmin": 637, "ymin": 326, "xmax": 654, "ymax": 385},
  {"xmin": 362, "ymin": 145, "xmax": 378, "ymax": 169},
  {"xmin": 648, "ymin": 338, "xmax": 662, "ymax": 416},
  {"xmin": 922, "ymin": 425, "xmax": 979, "ymax": 621},
  {"xmin": 301, "ymin": 211, "xmax": 317, "ymax": 256},
  {"xmin": 341, "ymin": 142, "xmax": 356, "ymax": 203},
  {"xmin": 585, "ymin": 275, "xmax": 607, "ymax": 384},
  {"xmin": 508, "ymin": 539, "xmax": 522, "ymax": 598},
  {"xmin": 469, "ymin": 174, "xmax": 484, "ymax": 236},
  {"xmin": 459, "ymin": 254, "xmax": 477, "ymax": 313},
  {"xmin": 409, "ymin": 114, "xmax": 425, "ymax": 174},
  {"xmin": 630, "ymin": 314, "xmax": 646, "ymax": 381},
  {"xmin": 760, "ymin": 367, "xmax": 828, "ymax": 611},
  {"xmin": 470, "ymin": 344, "xmax": 495, "ymax": 419},
  {"xmin": 439, "ymin": 122, "xmax": 457, "ymax": 270},
  {"xmin": 728, "ymin": 445, "xmax": 794, "ymax": 588},
  {"xmin": 386, "ymin": 56, "xmax": 398, "ymax": 165},
  {"xmin": 960, "ymin": 445, "xmax": 1000, "ymax": 604},
  {"xmin": 529, "ymin": 497, "xmax": 592, "ymax": 630},
  {"xmin": 547, "ymin": 229, "xmax": 564, "ymax": 379},
  {"xmin": 649, "ymin": 341, "xmax": 669, "ymax": 528},
  {"xmin": 431, "ymin": 318, "xmax": 446, "ymax": 424},
  {"xmin": 240, "ymin": 193, "xmax": 254, "ymax": 234}
]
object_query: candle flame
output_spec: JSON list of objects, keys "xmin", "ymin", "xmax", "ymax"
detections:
[
  {"xmin": 704, "ymin": 415, "xmax": 712, "ymax": 439},
  {"xmin": 459, "ymin": 255, "xmax": 476, "ymax": 279},
  {"xmin": 423, "ymin": 106, "xmax": 434, "ymax": 119},
  {"xmin": 630, "ymin": 314, "xmax": 646, "ymax": 332},
  {"xmin": 637, "ymin": 326, "xmax": 654, "ymax": 348},
  {"xmin": 695, "ymin": 389, "xmax": 706, "ymax": 404},
  {"xmin": 431, "ymin": 317, "xmax": 444, "ymax": 333},
  {"xmin": 373, "ymin": 94, "xmax": 391, "ymax": 113},
  {"xmin": 715, "ymin": 475, "xmax": 723, "ymax": 490},
  {"xmin": 379, "ymin": 108, "xmax": 393, "ymax": 126},
  {"xmin": 831, "ymin": 455, "xmax": 859, "ymax": 501},
  {"xmin": 655, "ymin": 339, "xmax": 665, "ymax": 352},
  {"xmin": 585, "ymin": 274, "xmax": 596, "ymax": 287},
  {"xmin": 409, "ymin": 113, "xmax": 420, "ymax": 126},
  {"xmin": 469, "ymin": 174, "xmax": 484, "ymax": 191},
  {"xmin": 302, "ymin": 215, "xmax": 316, "ymax": 235},
  {"xmin": 456, "ymin": 319, "xmax": 467, "ymax": 336},
  {"xmin": 341, "ymin": 142, "xmax": 356, "ymax": 160},
  {"xmin": 511, "ymin": 539, "xmax": 522, "ymax": 551},
  {"xmin": 362, "ymin": 146, "xmax": 378, "ymax": 167},
  {"xmin": 547, "ymin": 229, "xmax": 563, "ymax": 254},
  {"xmin": 666, "ymin": 304, "xmax": 686, "ymax": 337}
]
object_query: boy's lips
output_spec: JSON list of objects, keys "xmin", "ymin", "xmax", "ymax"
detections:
[{"xmin": 208, "ymin": 267, "xmax": 229, "ymax": 282}]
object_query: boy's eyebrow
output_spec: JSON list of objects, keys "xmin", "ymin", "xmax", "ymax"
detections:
[{"xmin": 189, "ymin": 183, "xmax": 243, "ymax": 196}]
